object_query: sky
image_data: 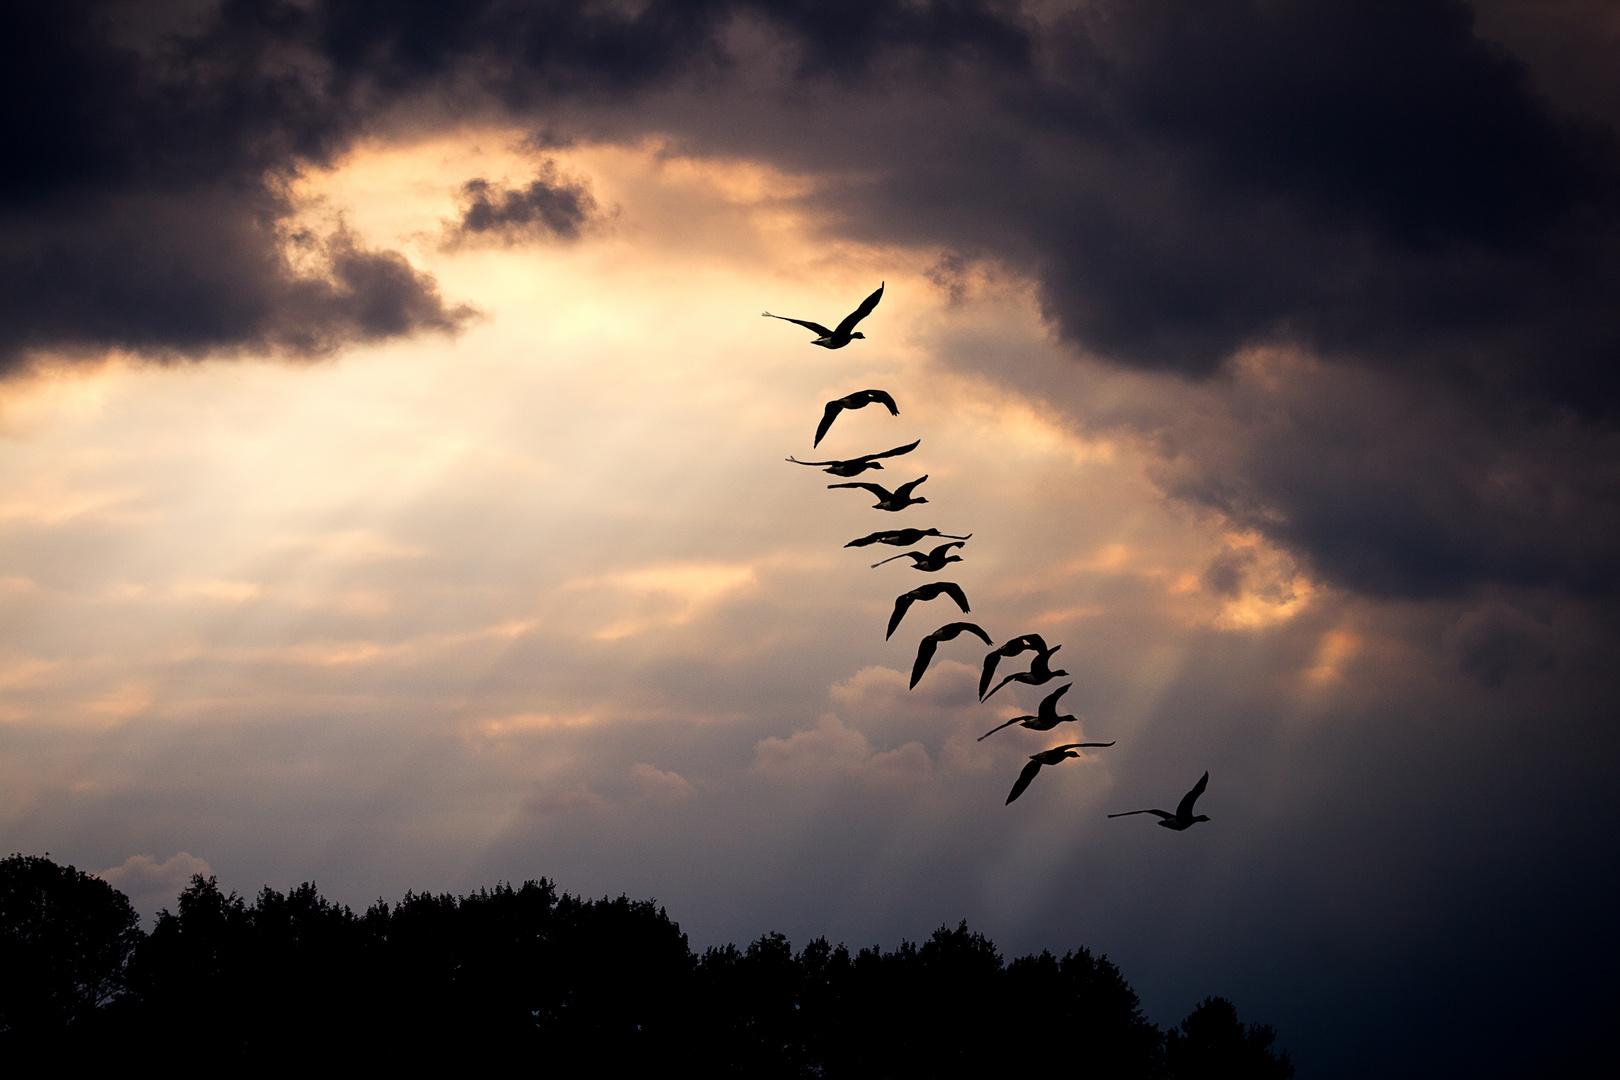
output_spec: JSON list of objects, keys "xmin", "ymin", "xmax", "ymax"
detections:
[{"xmin": 3, "ymin": 2, "xmax": 1619, "ymax": 1074}]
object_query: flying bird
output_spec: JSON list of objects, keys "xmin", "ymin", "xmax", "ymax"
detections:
[
  {"xmin": 978, "ymin": 634, "xmax": 1050, "ymax": 700},
  {"xmin": 886, "ymin": 582, "xmax": 970, "ymax": 640},
  {"xmin": 814, "ymin": 389, "xmax": 899, "ymax": 447},
  {"xmin": 845, "ymin": 528, "xmax": 971, "ymax": 549},
  {"xmin": 1108, "ymin": 772, "xmax": 1211, "ymax": 831},
  {"xmin": 909, "ymin": 621, "xmax": 994, "ymax": 689},
  {"xmin": 1005, "ymin": 742, "xmax": 1115, "ymax": 805},
  {"xmin": 870, "ymin": 541, "xmax": 964, "ymax": 571},
  {"xmin": 828, "ymin": 475, "xmax": 929, "ymax": 511},
  {"xmin": 786, "ymin": 440, "xmax": 921, "ymax": 477},
  {"xmin": 982, "ymin": 645, "xmax": 1068, "ymax": 701},
  {"xmin": 978, "ymin": 683, "xmax": 1107, "ymax": 742},
  {"xmin": 762, "ymin": 282, "xmax": 884, "ymax": 350}
]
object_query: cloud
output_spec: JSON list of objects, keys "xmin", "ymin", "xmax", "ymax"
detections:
[
  {"xmin": 446, "ymin": 163, "xmax": 601, "ymax": 245},
  {"xmin": 98, "ymin": 852, "xmax": 213, "ymax": 921}
]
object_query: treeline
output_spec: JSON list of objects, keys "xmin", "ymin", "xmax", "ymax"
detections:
[{"xmin": 2, "ymin": 854, "xmax": 1291, "ymax": 1076}]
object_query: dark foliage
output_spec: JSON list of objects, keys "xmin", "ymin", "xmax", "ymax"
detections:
[
  {"xmin": 0, "ymin": 854, "xmax": 1293, "ymax": 1075},
  {"xmin": 0, "ymin": 853, "xmax": 141, "ymax": 1037}
]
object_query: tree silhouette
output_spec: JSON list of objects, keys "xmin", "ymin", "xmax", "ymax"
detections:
[
  {"xmin": 0, "ymin": 853, "xmax": 140, "ymax": 1037},
  {"xmin": 1164, "ymin": 995, "xmax": 1295, "ymax": 1078}
]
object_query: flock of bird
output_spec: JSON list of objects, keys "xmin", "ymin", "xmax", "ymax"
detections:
[{"xmin": 766, "ymin": 284, "xmax": 1210, "ymax": 825}]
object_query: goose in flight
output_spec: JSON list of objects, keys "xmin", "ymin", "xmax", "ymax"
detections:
[
  {"xmin": 787, "ymin": 440, "xmax": 920, "ymax": 477},
  {"xmin": 1108, "ymin": 772, "xmax": 1211, "ymax": 831},
  {"xmin": 909, "ymin": 621, "xmax": 994, "ymax": 689},
  {"xmin": 763, "ymin": 282, "xmax": 884, "ymax": 350},
  {"xmin": 978, "ymin": 634, "xmax": 1050, "ymax": 700},
  {"xmin": 846, "ymin": 528, "xmax": 971, "ymax": 549},
  {"xmin": 871, "ymin": 541, "xmax": 964, "ymax": 571},
  {"xmin": 829, "ymin": 475, "xmax": 929, "ymax": 512},
  {"xmin": 978, "ymin": 683, "xmax": 1105, "ymax": 742},
  {"xmin": 886, "ymin": 581, "xmax": 971, "ymax": 640},
  {"xmin": 814, "ymin": 389, "xmax": 899, "ymax": 447},
  {"xmin": 1006, "ymin": 742, "xmax": 1114, "ymax": 805},
  {"xmin": 982, "ymin": 645, "xmax": 1067, "ymax": 702}
]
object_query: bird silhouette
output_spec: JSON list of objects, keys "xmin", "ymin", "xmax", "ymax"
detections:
[
  {"xmin": 787, "ymin": 440, "xmax": 920, "ymax": 477},
  {"xmin": 978, "ymin": 684, "xmax": 1107, "ymax": 742},
  {"xmin": 909, "ymin": 621, "xmax": 994, "ymax": 689},
  {"xmin": 814, "ymin": 390, "xmax": 899, "ymax": 447},
  {"xmin": 763, "ymin": 282, "xmax": 884, "ymax": 349},
  {"xmin": 846, "ymin": 528, "xmax": 971, "ymax": 549},
  {"xmin": 886, "ymin": 582, "xmax": 970, "ymax": 640},
  {"xmin": 1108, "ymin": 772, "xmax": 1211, "ymax": 830},
  {"xmin": 978, "ymin": 634, "xmax": 1050, "ymax": 700},
  {"xmin": 828, "ymin": 475, "xmax": 929, "ymax": 511},
  {"xmin": 983, "ymin": 645, "xmax": 1067, "ymax": 701},
  {"xmin": 870, "ymin": 541, "xmax": 963, "ymax": 571},
  {"xmin": 1006, "ymin": 742, "xmax": 1114, "ymax": 805}
]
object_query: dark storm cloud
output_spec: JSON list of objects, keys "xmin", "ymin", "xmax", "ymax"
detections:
[
  {"xmin": 9, "ymin": 0, "xmax": 1620, "ymax": 602},
  {"xmin": 447, "ymin": 165, "xmax": 600, "ymax": 245}
]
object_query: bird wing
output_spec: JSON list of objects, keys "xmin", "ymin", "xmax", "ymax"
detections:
[
  {"xmin": 936, "ymin": 621, "xmax": 992, "ymax": 645},
  {"xmin": 1176, "ymin": 771, "xmax": 1210, "ymax": 819},
  {"xmin": 863, "ymin": 439, "xmax": 921, "ymax": 462},
  {"xmin": 871, "ymin": 550, "xmax": 922, "ymax": 568},
  {"xmin": 1005, "ymin": 759, "xmax": 1045, "ymax": 804},
  {"xmin": 845, "ymin": 531, "xmax": 895, "ymax": 548},
  {"xmin": 764, "ymin": 313, "xmax": 834, "ymax": 336},
  {"xmin": 936, "ymin": 581, "xmax": 970, "ymax": 612},
  {"xmin": 927, "ymin": 542, "xmax": 965, "ymax": 558},
  {"xmin": 1107, "ymin": 809, "xmax": 1173, "ymax": 820},
  {"xmin": 977, "ymin": 715, "xmax": 1030, "ymax": 742},
  {"xmin": 868, "ymin": 389, "xmax": 900, "ymax": 415},
  {"xmin": 828, "ymin": 481, "xmax": 892, "ymax": 498},
  {"xmin": 814, "ymin": 400, "xmax": 845, "ymax": 447},
  {"xmin": 982, "ymin": 670, "xmax": 1022, "ymax": 701},
  {"xmin": 835, "ymin": 282, "xmax": 884, "ymax": 337},
  {"xmin": 909, "ymin": 636, "xmax": 939, "ymax": 689},
  {"xmin": 979, "ymin": 652, "xmax": 1003, "ymax": 699},
  {"xmin": 886, "ymin": 593, "xmax": 916, "ymax": 640},
  {"xmin": 1038, "ymin": 683, "xmax": 1072, "ymax": 718},
  {"xmin": 893, "ymin": 475, "xmax": 929, "ymax": 500},
  {"xmin": 787, "ymin": 456, "xmax": 840, "ymax": 467}
]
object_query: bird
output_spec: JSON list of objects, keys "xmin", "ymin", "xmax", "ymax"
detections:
[
  {"xmin": 762, "ymin": 282, "xmax": 884, "ymax": 350},
  {"xmin": 978, "ymin": 634, "xmax": 1050, "ymax": 700},
  {"xmin": 786, "ymin": 440, "xmax": 920, "ymax": 477},
  {"xmin": 982, "ymin": 645, "xmax": 1068, "ymax": 701},
  {"xmin": 1005, "ymin": 742, "xmax": 1114, "ymax": 805},
  {"xmin": 846, "ymin": 528, "xmax": 971, "ymax": 549},
  {"xmin": 828, "ymin": 475, "xmax": 928, "ymax": 511},
  {"xmin": 871, "ymin": 541, "xmax": 963, "ymax": 571},
  {"xmin": 909, "ymin": 621, "xmax": 993, "ymax": 689},
  {"xmin": 886, "ymin": 582, "xmax": 970, "ymax": 640},
  {"xmin": 814, "ymin": 390, "xmax": 898, "ymax": 447},
  {"xmin": 978, "ymin": 684, "xmax": 1108, "ymax": 742},
  {"xmin": 1108, "ymin": 772, "xmax": 1211, "ymax": 830}
]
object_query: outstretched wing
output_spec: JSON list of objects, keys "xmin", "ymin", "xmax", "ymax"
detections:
[
  {"xmin": 927, "ymin": 542, "xmax": 966, "ymax": 559},
  {"xmin": 1038, "ymin": 683, "xmax": 1072, "ymax": 716},
  {"xmin": 893, "ymin": 475, "xmax": 929, "ymax": 500},
  {"xmin": 977, "ymin": 715, "xmax": 1032, "ymax": 742},
  {"xmin": 814, "ymin": 400, "xmax": 845, "ymax": 447},
  {"xmin": 1176, "ymin": 771, "xmax": 1210, "ymax": 819},
  {"xmin": 787, "ymin": 456, "xmax": 838, "ymax": 467},
  {"xmin": 886, "ymin": 593, "xmax": 917, "ymax": 640},
  {"xmin": 871, "ymin": 550, "xmax": 923, "ymax": 568},
  {"xmin": 868, "ymin": 389, "xmax": 900, "ymax": 416},
  {"xmin": 1107, "ymin": 808, "xmax": 1174, "ymax": 820},
  {"xmin": 764, "ymin": 313, "xmax": 834, "ymax": 336},
  {"xmin": 1005, "ymin": 759, "xmax": 1044, "ymax": 804},
  {"xmin": 979, "ymin": 651, "xmax": 1003, "ymax": 700},
  {"xmin": 829, "ymin": 481, "xmax": 892, "ymax": 499},
  {"xmin": 863, "ymin": 439, "xmax": 920, "ymax": 462},
  {"xmin": 982, "ymin": 670, "xmax": 1021, "ymax": 702},
  {"xmin": 935, "ymin": 621, "xmax": 992, "ymax": 646},
  {"xmin": 909, "ymin": 636, "xmax": 940, "ymax": 689},
  {"xmin": 835, "ymin": 282, "xmax": 885, "ymax": 337},
  {"xmin": 934, "ymin": 581, "xmax": 970, "ymax": 612}
]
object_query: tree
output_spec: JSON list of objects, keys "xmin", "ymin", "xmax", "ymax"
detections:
[
  {"xmin": 0, "ymin": 853, "xmax": 141, "ymax": 1036},
  {"xmin": 1164, "ymin": 996, "xmax": 1295, "ymax": 1079}
]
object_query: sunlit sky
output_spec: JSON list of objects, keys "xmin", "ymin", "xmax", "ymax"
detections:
[{"xmin": 5, "ymin": 4, "xmax": 1620, "ymax": 1075}]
